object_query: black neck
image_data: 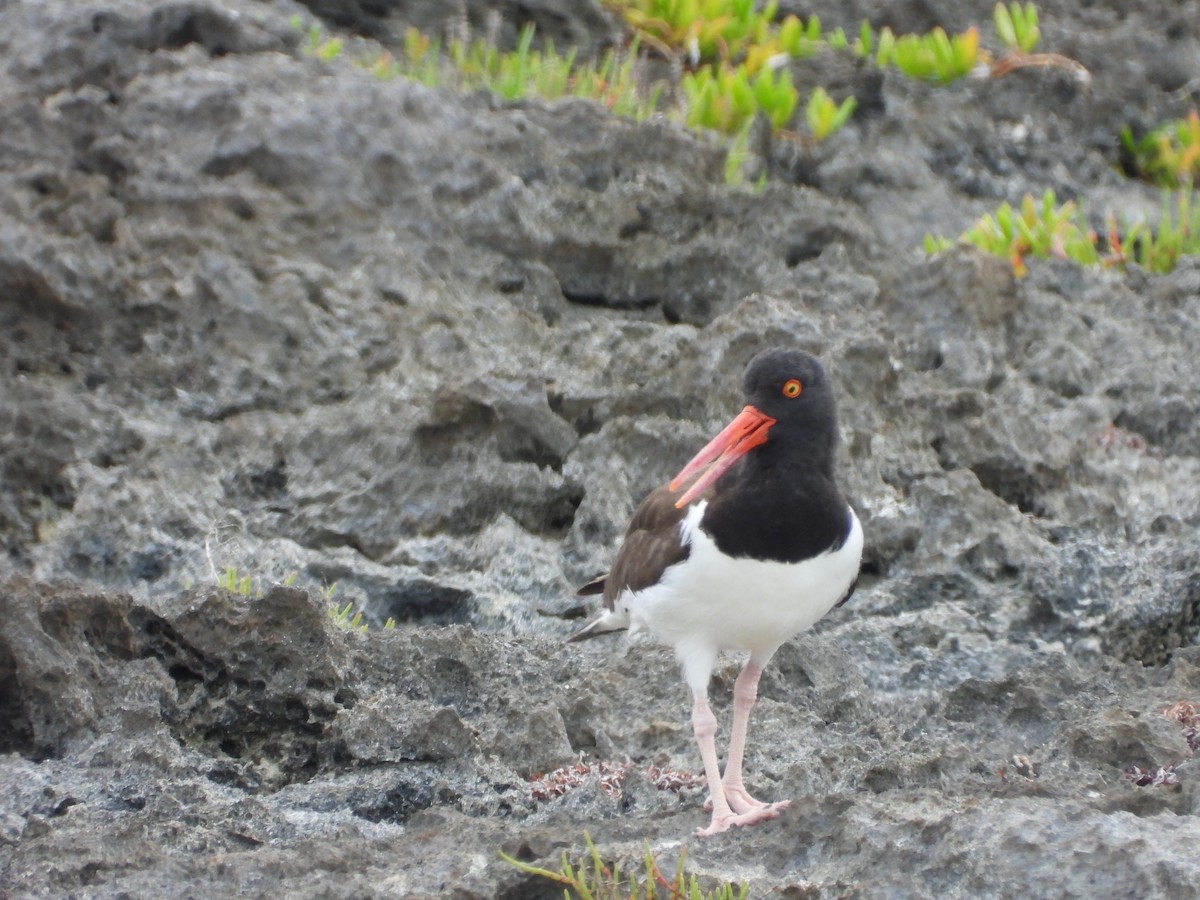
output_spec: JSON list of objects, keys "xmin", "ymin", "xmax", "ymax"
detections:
[{"xmin": 702, "ymin": 460, "xmax": 851, "ymax": 563}]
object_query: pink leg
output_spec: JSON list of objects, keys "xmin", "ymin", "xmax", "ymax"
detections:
[
  {"xmin": 720, "ymin": 661, "xmax": 788, "ymax": 817},
  {"xmin": 691, "ymin": 685, "xmax": 782, "ymax": 836},
  {"xmin": 692, "ymin": 690, "xmax": 735, "ymax": 835}
]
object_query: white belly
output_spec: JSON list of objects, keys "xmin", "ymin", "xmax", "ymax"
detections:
[{"xmin": 619, "ymin": 501, "xmax": 863, "ymax": 686}]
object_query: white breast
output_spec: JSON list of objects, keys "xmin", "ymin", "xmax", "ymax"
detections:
[{"xmin": 617, "ymin": 501, "xmax": 863, "ymax": 687}]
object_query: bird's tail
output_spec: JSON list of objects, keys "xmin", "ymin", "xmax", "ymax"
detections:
[{"xmin": 567, "ymin": 608, "xmax": 630, "ymax": 643}]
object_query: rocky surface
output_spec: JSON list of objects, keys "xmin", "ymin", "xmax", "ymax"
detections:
[{"xmin": 1, "ymin": 0, "xmax": 1199, "ymax": 896}]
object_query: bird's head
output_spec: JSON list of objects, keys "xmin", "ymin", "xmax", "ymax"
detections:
[{"xmin": 669, "ymin": 349, "xmax": 838, "ymax": 508}]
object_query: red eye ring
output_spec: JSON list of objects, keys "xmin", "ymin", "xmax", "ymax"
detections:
[{"xmin": 782, "ymin": 378, "xmax": 802, "ymax": 398}]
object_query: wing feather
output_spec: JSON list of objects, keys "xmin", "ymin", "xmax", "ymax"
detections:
[{"xmin": 572, "ymin": 486, "xmax": 692, "ymax": 610}]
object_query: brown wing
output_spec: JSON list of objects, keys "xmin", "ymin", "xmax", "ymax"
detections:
[{"xmin": 575, "ymin": 485, "xmax": 692, "ymax": 610}]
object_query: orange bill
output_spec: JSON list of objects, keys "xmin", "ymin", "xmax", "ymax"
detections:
[{"xmin": 668, "ymin": 405, "xmax": 776, "ymax": 508}]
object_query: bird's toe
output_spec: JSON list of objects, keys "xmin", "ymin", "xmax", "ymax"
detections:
[
  {"xmin": 711, "ymin": 784, "xmax": 788, "ymax": 815},
  {"xmin": 694, "ymin": 803, "xmax": 786, "ymax": 836}
]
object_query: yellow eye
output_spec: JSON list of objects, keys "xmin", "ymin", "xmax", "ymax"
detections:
[{"xmin": 782, "ymin": 378, "xmax": 802, "ymax": 398}]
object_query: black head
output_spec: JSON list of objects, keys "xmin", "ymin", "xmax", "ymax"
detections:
[
  {"xmin": 742, "ymin": 348, "xmax": 834, "ymax": 420},
  {"xmin": 741, "ymin": 348, "xmax": 839, "ymax": 470},
  {"xmin": 668, "ymin": 347, "xmax": 845, "ymax": 507}
]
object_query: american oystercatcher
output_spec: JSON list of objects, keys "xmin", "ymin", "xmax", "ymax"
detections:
[{"xmin": 570, "ymin": 348, "xmax": 863, "ymax": 836}]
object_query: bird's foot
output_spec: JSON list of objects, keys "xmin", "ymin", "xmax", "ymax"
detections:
[
  {"xmin": 704, "ymin": 784, "xmax": 789, "ymax": 816},
  {"xmin": 694, "ymin": 803, "xmax": 785, "ymax": 837}
]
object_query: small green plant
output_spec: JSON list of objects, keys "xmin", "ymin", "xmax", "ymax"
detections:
[
  {"xmin": 378, "ymin": 25, "xmax": 661, "ymax": 120},
  {"xmin": 1121, "ymin": 110, "xmax": 1200, "ymax": 187},
  {"xmin": 682, "ymin": 60, "xmax": 796, "ymax": 134},
  {"xmin": 735, "ymin": 15, "xmax": 818, "ymax": 75},
  {"xmin": 721, "ymin": 126, "xmax": 766, "ymax": 190},
  {"xmin": 216, "ymin": 568, "xmax": 302, "ymax": 599},
  {"xmin": 723, "ymin": 124, "xmax": 753, "ymax": 185},
  {"xmin": 448, "ymin": 25, "xmax": 570, "ymax": 100},
  {"xmin": 220, "ymin": 565, "xmax": 259, "ymax": 598},
  {"xmin": 215, "ymin": 565, "xmax": 395, "ymax": 630},
  {"xmin": 828, "ymin": 19, "xmax": 876, "ymax": 57},
  {"xmin": 771, "ymin": 13, "xmax": 822, "ymax": 60},
  {"xmin": 292, "ymin": 16, "xmax": 344, "ymax": 62},
  {"xmin": 993, "ymin": 2, "xmax": 1040, "ymax": 53},
  {"xmin": 1106, "ymin": 190, "xmax": 1200, "ymax": 274},
  {"xmin": 329, "ymin": 599, "xmax": 367, "ymax": 631},
  {"xmin": 328, "ymin": 596, "xmax": 397, "ymax": 631},
  {"xmin": 877, "ymin": 25, "xmax": 980, "ymax": 84},
  {"xmin": 573, "ymin": 38, "xmax": 664, "ymax": 117},
  {"xmin": 986, "ymin": 3, "xmax": 1088, "ymax": 80},
  {"xmin": 927, "ymin": 188, "xmax": 1200, "ymax": 276},
  {"xmin": 805, "ymin": 87, "xmax": 856, "ymax": 141},
  {"xmin": 925, "ymin": 190, "xmax": 1098, "ymax": 275},
  {"xmin": 371, "ymin": 27, "xmax": 440, "ymax": 85},
  {"xmin": 619, "ymin": 0, "xmax": 777, "ymax": 64},
  {"xmin": 500, "ymin": 832, "xmax": 748, "ymax": 899}
]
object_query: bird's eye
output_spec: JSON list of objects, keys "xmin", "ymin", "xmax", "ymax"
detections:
[{"xmin": 782, "ymin": 378, "xmax": 802, "ymax": 398}]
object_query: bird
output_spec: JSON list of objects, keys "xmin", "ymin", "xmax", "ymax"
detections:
[{"xmin": 569, "ymin": 348, "xmax": 863, "ymax": 836}]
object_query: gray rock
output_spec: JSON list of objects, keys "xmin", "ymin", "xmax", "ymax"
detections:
[{"xmin": 1, "ymin": 0, "xmax": 1199, "ymax": 895}]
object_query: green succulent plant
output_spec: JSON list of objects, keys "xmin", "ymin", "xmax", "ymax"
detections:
[
  {"xmin": 215, "ymin": 565, "xmax": 394, "ymax": 630},
  {"xmin": 369, "ymin": 24, "xmax": 661, "ymax": 119},
  {"xmin": 994, "ymin": 1, "xmax": 1040, "ymax": 53},
  {"xmin": 773, "ymin": 13, "xmax": 822, "ymax": 59},
  {"xmin": 805, "ymin": 87, "xmax": 856, "ymax": 141},
  {"xmin": 1121, "ymin": 110, "xmax": 1200, "ymax": 187},
  {"xmin": 293, "ymin": 17, "xmax": 344, "ymax": 62},
  {"xmin": 827, "ymin": 19, "xmax": 877, "ymax": 58},
  {"xmin": 219, "ymin": 565, "xmax": 259, "ymax": 597},
  {"xmin": 682, "ymin": 60, "xmax": 797, "ymax": 134},
  {"xmin": 927, "ymin": 189, "xmax": 1200, "ymax": 276},
  {"xmin": 1106, "ymin": 190, "xmax": 1200, "ymax": 274},
  {"xmin": 619, "ymin": 0, "xmax": 776, "ymax": 64},
  {"xmin": 501, "ymin": 832, "xmax": 748, "ymax": 899},
  {"xmin": 877, "ymin": 25, "xmax": 981, "ymax": 84},
  {"xmin": 925, "ymin": 190, "xmax": 1096, "ymax": 275}
]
